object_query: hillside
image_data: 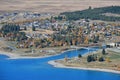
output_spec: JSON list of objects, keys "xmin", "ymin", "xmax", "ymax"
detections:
[
  {"xmin": 60, "ymin": 6, "xmax": 120, "ymax": 21},
  {"xmin": 0, "ymin": 0, "xmax": 120, "ymax": 13}
]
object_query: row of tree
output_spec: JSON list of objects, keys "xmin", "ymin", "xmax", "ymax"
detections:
[
  {"xmin": 87, "ymin": 49, "xmax": 106, "ymax": 62},
  {"xmin": 87, "ymin": 54, "xmax": 104, "ymax": 62},
  {"xmin": 1, "ymin": 24, "xmax": 20, "ymax": 35},
  {"xmin": 0, "ymin": 24, "xmax": 27, "ymax": 41}
]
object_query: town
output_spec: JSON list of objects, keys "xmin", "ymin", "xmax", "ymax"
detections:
[
  {"xmin": 0, "ymin": 10, "xmax": 120, "ymax": 49},
  {"xmin": 0, "ymin": 1, "xmax": 120, "ymax": 80}
]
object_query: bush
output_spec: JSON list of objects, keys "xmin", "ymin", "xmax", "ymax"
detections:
[
  {"xmin": 99, "ymin": 57, "xmax": 104, "ymax": 62},
  {"xmin": 32, "ymin": 26, "xmax": 36, "ymax": 31},
  {"xmin": 87, "ymin": 54, "xmax": 97, "ymax": 62},
  {"xmin": 78, "ymin": 54, "xmax": 82, "ymax": 58},
  {"xmin": 102, "ymin": 49, "xmax": 106, "ymax": 55},
  {"xmin": 87, "ymin": 55, "xmax": 92, "ymax": 62}
]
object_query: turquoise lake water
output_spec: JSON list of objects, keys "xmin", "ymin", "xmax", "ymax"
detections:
[{"xmin": 0, "ymin": 47, "xmax": 120, "ymax": 80}]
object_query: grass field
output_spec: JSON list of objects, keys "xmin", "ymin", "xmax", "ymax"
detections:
[{"xmin": 0, "ymin": 0, "xmax": 120, "ymax": 13}]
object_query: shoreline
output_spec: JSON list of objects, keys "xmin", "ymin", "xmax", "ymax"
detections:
[
  {"xmin": 0, "ymin": 46, "xmax": 99, "ymax": 59},
  {"xmin": 48, "ymin": 60, "xmax": 120, "ymax": 74},
  {"xmin": 0, "ymin": 48, "xmax": 76, "ymax": 59},
  {"xmin": 0, "ymin": 51, "xmax": 60, "ymax": 59},
  {"xmin": 0, "ymin": 46, "xmax": 86, "ymax": 59},
  {"xmin": 1, "ymin": 47, "xmax": 120, "ymax": 74}
]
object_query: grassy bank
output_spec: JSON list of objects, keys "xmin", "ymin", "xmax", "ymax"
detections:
[{"xmin": 56, "ymin": 49, "xmax": 120, "ymax": 71}]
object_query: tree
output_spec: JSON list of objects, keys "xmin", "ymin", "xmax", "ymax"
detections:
[
  {"xmin": 32, "ymin": 26, "xmax": 36, "ymax": 31},
  {"xmin": 88, "ymin": 6, "xmax": 92, "ymax": 10},
  {"xmin": 60, "ymin": 6, "xmax": 120, "ymax": 21},
  {"xmin": 93, "ymin": 35, "xmax": 98, "ymax": 43},
  {"xmin": 78, "ymin": 54, "xmax": 82, "ymax": 58},
  {"xmin": 87, "ymin": 55, "xmax": 92, "ymax": 62},
  {"xmin": 0, "ymin": 24, "xmax": 27, "ymax": 42},
  {"xmin": 99, "ymin": 57, "xmax": 104, "ymax": 62},
  {"xmin": 87, "ymin": 54, "xmax": 97, "ymax": 62},
  {"xmin": 102, "ymin": 48, "xmax": 106, "ymax": 55},
  {"xmin": 1, "ymin": 24, "xmax": 20, "ymax": 34}
]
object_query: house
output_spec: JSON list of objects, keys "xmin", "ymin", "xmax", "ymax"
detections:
[
  {"xmin": 106, "ymin": 43, "xmax": 115, "ymax": 48},
  {"xmin": 116, "ymin": 42, "xmax": 120, "ymax": 47}
]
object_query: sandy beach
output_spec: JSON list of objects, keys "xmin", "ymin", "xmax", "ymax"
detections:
[{"xmin": 48, "ymin": 60, "xmax": 120, "ymax": 74}]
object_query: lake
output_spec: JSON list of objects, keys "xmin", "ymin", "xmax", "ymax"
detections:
[{"xmin": 0, "ymin": 47, "xmax": 120, "ymax": 80}]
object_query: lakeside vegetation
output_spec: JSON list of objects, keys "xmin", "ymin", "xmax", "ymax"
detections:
[
  {"xmin": 61, "ymin": 6, "xmax": 120, "ymax": 21},
  {"xmin": 58, "ymin": 48, "xmax": 120, "ymax": 71}
]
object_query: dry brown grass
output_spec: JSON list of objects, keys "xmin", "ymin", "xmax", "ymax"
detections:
[{"xmin": 0, "ymin": 0, "xmax": 120, "ymax": 13}]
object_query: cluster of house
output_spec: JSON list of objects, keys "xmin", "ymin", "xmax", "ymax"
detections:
[
  {"xmin": 19, "ymin": 18, "xmax": 120, "ymax": 45},
  {"xmin": 20, "ymin": 19, "xmax": 70, "ymax": 31},
  {"xmin": 0, "ymin": 11, "xmax": 51, "ymax": 23},
  {"xmin": 106, "ymin": 36, "xmax": 120, "ymax": 48}
]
